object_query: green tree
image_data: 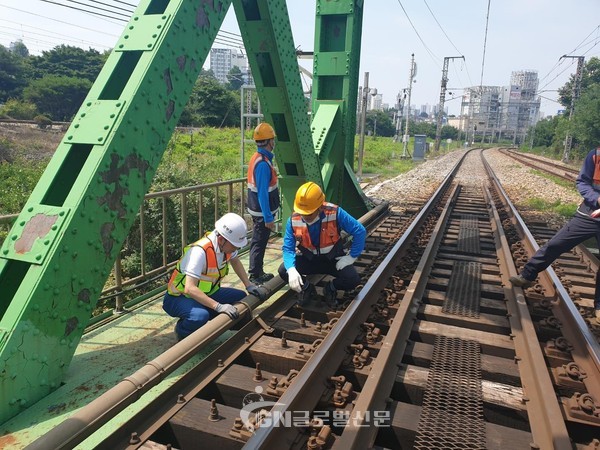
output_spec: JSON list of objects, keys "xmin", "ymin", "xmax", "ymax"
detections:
[
  {"xmin": 226, "ymin": 66, "xmax": 244, "ymax": 91},
  {"xmin": 526, "ymin": 116, "xmax": 559, "ymax": 148},
  {"xmin": 440, "ymin": 125, "xmax": 459, "ymax": 140},
  {"xmin": 10, "ymin": 40, "xmax": 29, "ymax": 57},
  {"xmin": 23, "ymin": 75, "xmax": 91, "ymax": 121},
  {"xmin": 0, "ymin": 44, "xmax": 29, "ymax": 101},
  {"xmin": 29, "ymin": 45, "xmax": 106, "ymax": 83},
  {"xmin": 179, "ymin": 72, "xmax": 240, "ymax": 127},
  {"xmin": 365, "ymin": 110, "xmax": 395, "ymax": 137},
  {"xmin": 558, "ymin": 57, "xmax": 600, "ymax": 108},
  {"xmin": 571, "ymin": 84, "xmax": 600, "ymax": 151}
]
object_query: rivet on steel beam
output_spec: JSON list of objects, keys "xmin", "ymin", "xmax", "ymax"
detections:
[
  {"xmin": 509, "ymin": 333, "xmax": 515, "ymax": 340},
  {"xmin": 217, "ymin": 359, "xmax": 224, "ymax": 367},
  {"xmin": 245, "ymin": 336, "xmax": 250, "ymax": 344},
  {"xmin": 254, "ymin": 363, "xmax": 263, "ymax": 382},
  {"xmin": 208, "ymin": 399, "xmax": 220, "ymax": 421},
  {"xmin": 514, "ymin": 356, "xmax": 521, "ymax": 363},
  {"xmin": 129, "ymin": 432, "xmax": 140, "ymax": 444},
  {"xmin": 177, "ymin": 394, "xmax": 185, "ymax": 403}
]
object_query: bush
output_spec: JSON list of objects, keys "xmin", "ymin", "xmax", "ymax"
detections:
[
  {"xmin": 34, "ymin": 115, "xmax": 52, "ymax": 129},
  {"xmin": 0, "ymin": 99, "xmax": 38, "ymax": 120}
]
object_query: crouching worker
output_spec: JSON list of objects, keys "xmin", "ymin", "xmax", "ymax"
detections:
[
  {"xmin": 278, "ymin": 182, "xmax": 366, "ymax": 306},
  {"xmin": 163, "ymin": 213, "xmax": 267, "ymax": 340}
]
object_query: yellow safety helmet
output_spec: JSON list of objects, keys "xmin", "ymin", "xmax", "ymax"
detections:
[
  {"xmin": 253, "ymin": 122, "xmax": 276, "ymax": 141},
  {"xmin": 294, "ymin": 182, "xmax": 325, "ymax": 215}
]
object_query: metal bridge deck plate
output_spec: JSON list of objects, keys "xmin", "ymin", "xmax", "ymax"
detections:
[
  {"xmin": 443, "ymin": 261, "xmax": 481, "ymax": 318},
  {"xmin": 414, "ymin": 336, "xmax": 486, "ymax": 449},
  {"xmin": 457, "ymin": 214, "xmax": 481, "ymax": 254}
]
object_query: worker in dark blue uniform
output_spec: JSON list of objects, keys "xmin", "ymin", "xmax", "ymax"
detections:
[
  {"xmin": 278, "ymin": 182, "xmax": 366, "ymax": 306},
  {"xmin": 246, "ymin": 122, "xmax": 280, "ymax": 284},
  {"xmin": 510, "ymin": 147, "xmax": 600, "ymax": 321}
]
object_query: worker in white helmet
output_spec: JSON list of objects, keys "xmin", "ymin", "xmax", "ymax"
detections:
[{"xmin": 163, "ymin": 213, "xmax": 267, "ymax": 340}]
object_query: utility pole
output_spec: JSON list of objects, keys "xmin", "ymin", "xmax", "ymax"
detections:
[
  {"xmin": 402, "ymin": 53, "xmax": 416, "ymax": 158},
  {"xmin": 357, "ymin": 71, "xmax": 369, "ymax": 180},
  {"xmin": 434, "ymin": 56, "xmax": 464, "ymax": 153},
  {"xmin": 561, "ymin": 55, "xmax": 585, "ymax": 162}
]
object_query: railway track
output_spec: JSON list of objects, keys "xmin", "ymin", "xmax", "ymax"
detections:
[
  {"xmin": 29, "ymin": 150, "xmax": 600, "ymax": 450},
  {"xmin": 503, "ymin": 148, "xmax": 580, "ymax": 183}
]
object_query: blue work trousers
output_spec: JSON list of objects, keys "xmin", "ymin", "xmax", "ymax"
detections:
[
  {"xmin": 162, "ymin": 287, "xmax": 246, "ymax": 339},
  {"xmin": 520, "ymin": 213, "xmax": 600, "ymax": 309},
  {"xmin": 278, "ymin": 255, "xmax": 361, "ymax": 292}
]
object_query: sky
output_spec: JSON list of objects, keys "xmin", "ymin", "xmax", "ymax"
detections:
[{"xmin": 1, "ymin": 0, "xmax": 599, "ymax": 117}]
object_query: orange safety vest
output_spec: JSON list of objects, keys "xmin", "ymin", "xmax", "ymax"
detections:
[
  {"xmin": 291, "ymin": 203, "xmax": 342, "ymax": 259},
  {"xmin": 167, "ymin": 234, "xmax": 230, "ymax": 296},
  {"xmin": 592, "ymin": 147, "xmax": 600, "ymax": 187},
  {"xmin": 247, "ymin": 152, "xmax": 280, "ymax": 216}
]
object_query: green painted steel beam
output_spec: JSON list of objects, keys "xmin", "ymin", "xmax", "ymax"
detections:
[
  {"xmin": 312, "ymin": 0, "xmax": 369, "ymax": 219},
  {"xmin": 0, "ymin": 0, "xmax": 232, "ymax": 423},
  {"xmin": 232, "ymin": 0, "xmax": 320, "ymax": 222}
]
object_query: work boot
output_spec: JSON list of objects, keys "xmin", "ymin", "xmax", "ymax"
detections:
[
  {"xmin": 324, "ymin": 281, "xmax": 338, "ymax": 307},
  {"xmin": 174, "ymin": 320, "xmax": 184, "ymax": 342},
  {"xmin": 249, "ymin": 272, "xmax": 274, "ymax": 285},
  {"xmin": 297, "ymin": 282, "xmax": 316, "ymax": 307},
  {"xmin": 509, "ymin": 274, "xmax": 534, "ymax": 288}
]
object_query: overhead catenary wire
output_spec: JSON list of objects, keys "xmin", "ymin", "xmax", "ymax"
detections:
[{"xmin": 395, "ymin": 0, "xmax": 441, "ymax": 68}]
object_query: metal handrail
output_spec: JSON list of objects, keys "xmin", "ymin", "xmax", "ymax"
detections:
[{"xmin": 1, "ymin": 177, "xmax": 248, "ymax": 313}]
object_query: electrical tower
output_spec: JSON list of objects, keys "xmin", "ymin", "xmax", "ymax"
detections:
[
  {"xmin": 561, "ymin": 55, "xmax": 585, "ymax": 162},
  {"xmin": 402, "ymin": 53, "xmax": 416, "ymax": 158},
  {"xmin": 434, "ymin": 56, "xmax": 464, "ymax": 153}
]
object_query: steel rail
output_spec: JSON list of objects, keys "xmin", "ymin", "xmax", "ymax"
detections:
[
  {"xmin": 25, "ymin": 282, "xmax": 281, "ymax": 450},
  {"xmin": 244, "ymin": 151, "xmax": 470, "ymax": 449},
  {"xmin": 26, "ymin": 201, "xmax": 390, "ymax": 450},
  {"xmin": 333, "ymin": 184, "xmax": 459, "ymax": 449},
  {"xmin": 482, "ymin": 180, "xmax": 571, "ymax": 449},
  {"xmin": 482, "ymin": 151, "xmax": 600, "ymax": 394}
]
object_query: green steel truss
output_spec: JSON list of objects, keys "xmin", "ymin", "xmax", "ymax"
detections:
[
  {"xmin": 311, "ymin": 0, "xmax": 369, "ymax": 219},
  {"xmin": 0, "ymin": 0, "xmax": 369, "ymax": 423}
]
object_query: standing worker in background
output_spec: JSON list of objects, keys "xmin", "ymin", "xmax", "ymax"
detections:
[
  {"xmin": 247, "ymin": 122, "xmax": 280, "ymax": 284},
  {"xmin": 163, "ymin": 213, "xmax": 267, "ymax": 340},
  {"xmin": 279, "ymin": 182, "xmax": 366, "ymax": 306},
  {"xmin": 510, "ymin": 147, "xmax": 600, "ymax": 321}
]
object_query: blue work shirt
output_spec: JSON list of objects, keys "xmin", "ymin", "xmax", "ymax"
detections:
[
  {"xmin": 253, "ymin": 147, "xmax": 276, "ymax": 223},
  {"xmin": 282, "ymin": 205, "xmax": 366, "ymax": 270}
]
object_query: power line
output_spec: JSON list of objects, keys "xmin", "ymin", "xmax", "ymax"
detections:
[
  {"xmin": 395, "ymin": 0, "xmax": 440, "ymax": 67},
  {"xmin": 39, "ymin": 0, "xmax": 128, "ymax": 23},
  {"xmin": 422, "ymin": 0, "xmax": 462, "ymax": 57},
  {"xmin": 0, "ymin": 5, "xmax": 122, "ymax": 35},
  {"xmin": 479, "ymin": 0, "xmax": 491, "ymax": 87}
]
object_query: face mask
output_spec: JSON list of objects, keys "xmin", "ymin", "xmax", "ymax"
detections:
[{"xmin": 304, "ymin": 214, "xmax": 320, "ymax": 225}]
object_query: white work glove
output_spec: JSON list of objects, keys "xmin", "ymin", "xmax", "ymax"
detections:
[
  {"xmin": 335, "ymin": 255, "xmax": 356, "ymax": 271},
  {"xmin": 287, "ymin": 267, "xmax": 304, "ymax": 293},
  {"xmin": 214, "ymin": 303, "xmax": 239, "ymax": 320}
]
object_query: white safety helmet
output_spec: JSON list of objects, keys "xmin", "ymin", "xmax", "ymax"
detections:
[{"xmin": 215, "ymin": 213, "xmax": 248, "ymax": 248}]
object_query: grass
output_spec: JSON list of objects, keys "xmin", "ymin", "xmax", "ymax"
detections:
[
  {"xmin": 524, "ymin": 197, "xmax": 578, "ymax": 218},
  {"xmin": 530, "ymin": 169, "xmax": 578, "ymax": 190}
]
